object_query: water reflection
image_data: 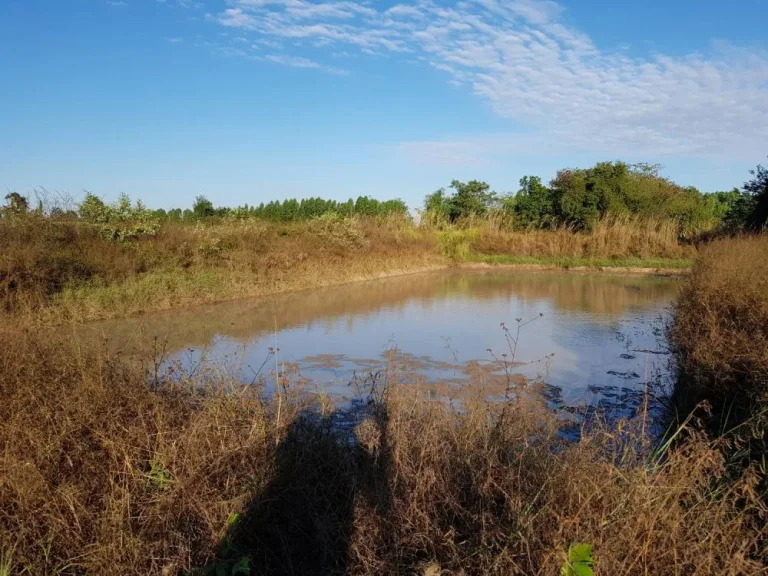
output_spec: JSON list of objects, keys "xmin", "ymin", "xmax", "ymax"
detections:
[{"xmin": 84, "ymin": 269, "xmax": 678, "ymax": 420}]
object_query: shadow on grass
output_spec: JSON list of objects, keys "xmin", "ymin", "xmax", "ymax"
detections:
[{"xmin": 199, "ymin": 406, "xmax": 392, "ymax": 576}]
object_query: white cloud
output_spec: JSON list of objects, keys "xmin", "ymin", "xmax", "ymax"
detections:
[
  {"xmin": 158, "ymin": 0, "xmax": 203, "ymax": 7},
  {"xmin": 207, "ymin": 0, "xmax": 768, "ymax": 158},
  {"xmin": 385, "ymin": 5, "xmax": 423, "ymax": 18},
  {"xmin": 259, "ymin": 53, "xmax": 349, "ymax": 74},
  {"xmin": 265, "ymin": 53, "xmax": 320, "ymax": 67}
]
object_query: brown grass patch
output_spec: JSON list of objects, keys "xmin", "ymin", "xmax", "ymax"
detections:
[
  {"xmin": 0, "ymin": 328, "xmax": 764, "ymax": 574},
  {"xmin": 0, "ymin": 216, "xmax": 442, "ymax": 322},
  {"xmin": 1, "ymin": 215, "xmax": 696, "ymax": 324},
  {"xmin": 670, "ymin": 235, "xmax": 768, "ymax": 402},
  {"xmin": 471, "ymin": 217, "xmax": 693, "ymax": 260}
]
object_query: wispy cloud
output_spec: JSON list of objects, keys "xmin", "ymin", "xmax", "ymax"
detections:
[
  {"xmin": 157, "ymin": 0, "xmax": 203, "ymax": 8},
  {"xmin": 261, "ymin": 53, "xmax": 348, "ymax": 74},
  {"xmin": 205, "ymin": 0, "xmax": 768, "ymax": 159}
]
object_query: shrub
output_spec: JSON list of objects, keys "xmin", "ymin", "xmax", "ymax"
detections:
[
  {"xmin": 78, "ymin": 192, "xmax": 161, "ymax": 242},
  {"xmin": 423, "ymin": 180, "xmax": 498, "ymax": 223},
  {"xmin": 437, "ymin": 229, "xmax": 478, "ymax": 260},
  {"xmin": 308, "ymin": 213, "xmax": 366, "ymax": 250},
  {"xmin": 741, "ymin": 160, "xmax": 768, "ymax": 230},
  {"xmin": 508, "ymin": 175, "xmax": 557, "ymax": 229}
]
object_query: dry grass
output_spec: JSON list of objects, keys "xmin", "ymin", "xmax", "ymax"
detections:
[
  {"xmin": 0, "ymin": 327, "xmax": 289, "ymax": 574},
  {"xmin": 0, "ymin": 216, "xmax": 441, "ymax": 322},
  {"xmin": 346, "ymin": 385, "xmax": 766, "ymax": 575},
  {"xmin": 470, "ymin": 216, "xmax": 693, "ymax": 261},
  {"xmin": 669, "ymin": 235, "xmax": 768, "ymax": 472},
  {"xmin": 670, "ymin": 235, "xmax": 768, "ymax": 403},
  {"xmin": 0, "ymin": 215, "xmax": 696, "ymax": 324},
  {"xmin": 0, "ymin": 327, "xmax": 764, "ymax": 575}
]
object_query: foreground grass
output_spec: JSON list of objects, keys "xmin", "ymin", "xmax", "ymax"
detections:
[
  {"xmin": 670, "ymin": 235, "xmax": 768, "ymax": 465},
  {"xmin": 671, "ymin": 235, "xmax": 768, "ymax": 397},
  {"xmin": 0, "ymin": 328, "xmax": 765, "ymax": 575}
]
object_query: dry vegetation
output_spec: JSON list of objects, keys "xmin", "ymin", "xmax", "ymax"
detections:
[
  {"xmin": 671, "ymin": 235, "xmax": 768, "ymax": 402},
  {"xmin": 0, "ymin": 327, "xmax": 765, "ymax": 575},
  {"xmin": 0, "ymin": 216, "xmax": 441, "ymax": 322},
  {"xmin": 471, "ymin": 216, "xmax": 693, "ymax": 261},
  {"xmin": 1, "ymin": 215, "xmax": 692, "ymax": 324},
  {"xmin": 670, "ymin": 235, "xmax": 768, "ymax": 472},
  {"xmin": 3, "ymin": 215, "xmax": 764, "ymax": 575}
]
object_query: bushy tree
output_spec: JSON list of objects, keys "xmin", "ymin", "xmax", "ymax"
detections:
[
  {"xmin": 422, "ymin": 180, "xmax": 496, "ymax": 222},
  {"xmin": 551, "ymin": 162, "xmax": 634, "ymax": 230},
  {"xmin": 705, "ymin": 189, "xmax": 742, "ymax": 220},
  {"xmin": 423, "ymin": 189, "xmax": 449, "ymax": 221},
  {"xmin": 743, "ymin": 160, "xmax": 768, "ymax": 230},
  {"xmin": 192, "ymin": 195, "xmax": 215, "ymax": 219},
  {"xmin": 509, "ymin": 176, "xmax": 556, "ymax": 228},
  {"xmin": 547, "ymin": 161, "xmax": 722, "ymax": 234},
  {"xmin": 78, "ymin": 193, "xmax": 110, "ymax": 222},
  {"xmin": 448, "ymin": 179, "xmax": 496, "ymax": 220},
  {"xmin": 76, "ymin": 192, "xmax": 160, "ymax": 241}
]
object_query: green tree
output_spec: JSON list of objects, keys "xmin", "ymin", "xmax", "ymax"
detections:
[
  {"xmin": 551, "ymin": 168, "xmax": 600, "ymax": 230},
  {"xmin": 423, "ymin": 189, "xmax": 449, "ymax": 221},
  {"xmin": 115, "ymin": 192, "xmax": 132, "ymax": 218},
  {"xmin": 78, "ymin": 193, "xmax": 109, "ymax": 222},
  {"xmin": 510, "ymin": 176, "xmax": 556, "ymax": 228},
  {"xmin": 705, "ymin": 189, "xmax": 742, "ymax": 220},
  {"xmin": 192, "ymin": 195, "xmax": 215, "ymax": 219},
  {"xmin": 743, "ymin": 159, "xmax": 768, "ymax": 230},
  {"xmin": 448, "ymin": 179, "xmax": 496, "ymax": 220}
]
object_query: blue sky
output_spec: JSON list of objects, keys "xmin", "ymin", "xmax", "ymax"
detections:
[{"xmin": 2, "ymin": 0, "xmax": 767, "ymax": 210}]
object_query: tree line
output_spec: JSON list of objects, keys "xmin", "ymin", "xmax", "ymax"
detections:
[
  {"xmin": 1, "ymin": 193, "xmax": 408, "ymax": 223},
  {"xmin": 3, "ymin": 158, "xmax": 767, "ymax": 234},
  {"xmin": 185, "ymin": 195, "xmax": 408, "ymax": 221},
  {"xmin": 423, "ymin": 160, "xmax": 768, "ymax": 235}
]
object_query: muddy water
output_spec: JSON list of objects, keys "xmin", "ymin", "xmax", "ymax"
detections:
[{"xmin": 87, "ymin": 269, "xmax": 678, "ymax": 420}]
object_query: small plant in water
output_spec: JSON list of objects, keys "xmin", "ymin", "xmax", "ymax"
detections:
[{"xmin": 561, "ymin": 543, "xmax": 595, "ymax": 576}]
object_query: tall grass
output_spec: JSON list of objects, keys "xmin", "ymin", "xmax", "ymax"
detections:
[
  {"xmin": 2, "ymin": 215, "xmax": 694, "ymax": 323},
  {"xmin": 0, "ymin": 328, "xmax": 764, "ymax": 574},
  {"xmin": 671, "ymin": 235, "xmax": 768, "ymax": 402},
  {"xmin": 468, "ymin": 216, "xmax": 693, "ymax": 261},
  {"xmin": 670, "ymin": 235, "xmax": 768, "ymax": 466},
  {"xmin": 0, "ymin": 215, "xmax": 441, "ymax": 322}
]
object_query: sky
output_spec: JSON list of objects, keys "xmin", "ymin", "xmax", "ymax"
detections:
[{"xmin": 1, "ymin": 0, "xmax": 767, "ymax": 210}]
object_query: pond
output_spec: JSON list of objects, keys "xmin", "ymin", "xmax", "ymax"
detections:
[{"xmin": 87, "ymin": 269, "xmax": 679, "ymax": 426}]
